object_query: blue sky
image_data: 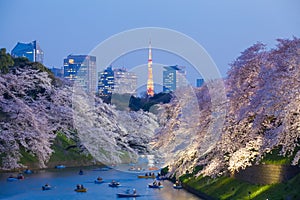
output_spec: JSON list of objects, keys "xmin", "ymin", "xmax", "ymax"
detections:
[{"xmin": 1, "ymin": 0, "xmax": 299, "ymax": 81}]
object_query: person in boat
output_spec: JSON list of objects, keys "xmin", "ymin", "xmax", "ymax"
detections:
[
  {"xmin": 153, "ymin": 180, "xmax": 157, "ymax": 186},
  {"xmin": 152, "ymin": 172, "xmax": 155, "ymax": 176},
  {"xmin": 79, "ymin": 169, "xmax": 83, "ymax": 174},
  {"xmin": 76, "ymin": 184, "xmax": 80, "ymax": 189},
  {"xmin": 111, "ymin": 180, "xmax": 119, "ymax": 186},
  {"xmin": 145, "ymin": 172, "xmax": 148, "ymax": 176},
  {"xmin": 158, "ymin": 182, "xmax": 161, "ymax": 186},
  {"xmin": 97, "ymin": 177, "xmax": 102, "ymax": 181},
  {"xmin": 17, "ymin": 173, "xmax": 24, "ymax": 179},
  {"xmin": 133, "ymin": 188, "xmax": 137, "ymax": 194},
  {"xmin": 175, "ymin": 180, "xmax": 181, "ymax": 186}
]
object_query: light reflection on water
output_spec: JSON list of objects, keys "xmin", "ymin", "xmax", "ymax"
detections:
[{"xmin": 0, "ymin": 166, "xmax": 202, "ymax": 200}]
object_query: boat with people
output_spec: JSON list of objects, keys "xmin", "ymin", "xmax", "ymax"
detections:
[
  {"xmin": 94, "ymin": 177, "xmax": 104, "ymax": 184},
  {"xmin": 117, "ymin": 189, "xmax": 140, "ymax": 198},
  {"xmin": 24, "ymin": 169, "xmax": 33, "ymax": 174},
  {"xmin": 117, "ymin": 193, "xmax": 141, "ymax": 198},
  {"xmin": 7, "ymin": 176, "xmax": 18, "ymax": 181},
  {"xmin": 148, "ymin": 183, "xmax": 164, "ymax": 188},
  {"xmin": 78, "ymin": 169, "xmax": 84, "ymax": 175},
  {"xmin": 148, "ymin": 180, "xmax": 163, "ymax": 188},
  {"xmin": 173, "ymin": 184, "xmax": 183, "ymax": 189},
  {"xmin": 6, "ymin": 173, "xmax": 25, "ymax": 181},
  {"xmin": 17, "ymin": 173, "xmax": 25, "ymax": 179},
  {"xmin": 42, "ymin": 184, "xmax": 52, "ymax": 190},
  {"xmin": 173, "ymin": 180, "xmax": 183, "ymax": 189},
  {"xmin": 138, "ymin": 173, "xmax": 156, "ymax": 179},
  {"xmin": 74, "ymin": 184, "xmax": 87, "ymax": 192},
  {"xmin": 108, "ymin": 180, "xmax": 120, "ymax": 187}
]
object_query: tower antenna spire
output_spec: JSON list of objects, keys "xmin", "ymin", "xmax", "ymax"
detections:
[{"xmin": 147, "ymin": 39, "xmax": 154, "ymax": 96}]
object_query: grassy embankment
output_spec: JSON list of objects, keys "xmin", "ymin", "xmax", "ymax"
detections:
[
  {"xmin": 20, "ymin": 132, "xmax": 97, "ymax": 169},
  {"xmin": 178, "ymin": 150, "xmax": 300, "ymax": 200}
]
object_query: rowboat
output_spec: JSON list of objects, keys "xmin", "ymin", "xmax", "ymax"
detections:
[
  {"xmin": 148, "ymin": 184, "xmax": 164, "ymax": 188},
  {"xmin": 117, "ymin": 193, "xmax": 141, "ymax": 198},
  {"xmin": 75, "ymin": 188, "xmax": 87, "ymax": 192},
  {"xmin": 42, "ymin": 185, "xmax": 52, "ymax": 190},
  {"xmin": 138, "ymin": 175, "xmax": 156, "ymax": 179},
  {"xmin": 173, "ymin": 184, "xmax": 183, "ymax": 189},
  {"xmin": 109, "ymin": 181, "xmax": 120, "ymax": 187},
  {"xmin": 94, "ymin": 179, "xmax": 104, "ymax": 184}
]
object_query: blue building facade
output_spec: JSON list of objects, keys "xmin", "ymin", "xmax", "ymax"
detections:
[
  {"xmin": 11, "ymin": 40, "xmax": 44, "ymax": 63},
  {"xmin": 63, "ymin": 55, "xmax": 97, "ymax": 93},
  {"xmin": 196, "ymin": 78, "xmax": 204, "ymax": 87},
  {"xmin": 98, "ymin": 66, "xmax": 115, "ymax": 96},
  {"xmin": 163, "ymin": 65, "xmax": 186, "ymax": 92}
]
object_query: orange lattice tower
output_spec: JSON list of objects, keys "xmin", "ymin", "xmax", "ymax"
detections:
[{"xmin": 147, "ymin": 40, "xmax": 154, "ymax": 96}]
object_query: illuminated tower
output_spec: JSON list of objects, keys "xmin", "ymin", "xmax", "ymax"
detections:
[{"xmin": 147, "ymin": 41, "xmax": 154, "ymax": 96}]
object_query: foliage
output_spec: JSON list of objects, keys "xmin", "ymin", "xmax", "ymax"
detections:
[
  {"xmin": 160, "ymin": 166, "xmax": 169, "ymax": 176},
  {"xmin": 0, "ymin": 58, "xmax": 159, "ymax": 170},
  {"xmin": 99, "ymin": 92, "xmax": 172, "ymax": 112},
  {"xmin": 0, "ymin": 48, "xmax": 14, "ymax": 74},
  {"xmin": 154, "ymin": 37, "xmax": 300, "ymax": 177}
]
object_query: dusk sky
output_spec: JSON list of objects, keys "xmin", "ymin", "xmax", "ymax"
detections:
[{"xmin": 1, "ymin": 0, "xmax": 299, "ymax": 80}]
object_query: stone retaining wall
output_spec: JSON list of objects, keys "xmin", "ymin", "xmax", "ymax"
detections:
[{"xmin": 234, "ymin": 164, "xmax": 300, "ymax": 184}]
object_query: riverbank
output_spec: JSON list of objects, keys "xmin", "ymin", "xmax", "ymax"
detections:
[
  {"xmin": 1, "ymin": 132, "xmax": 101, "ymax": 173},
  {"xmin": 180, "ymin": 171, "xmax": 300, "ymax": 200}
]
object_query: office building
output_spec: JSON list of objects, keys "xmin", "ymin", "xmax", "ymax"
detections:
[
  {"xmin": 11, "ymin": 40, "xmax": 44, "ymax": 63},
  {"xmin": 163, "ymin": 65, "xmax": 187, "ymax": 92},
  {"xmin": 98, "ymin": 66, "xmax": 115, "ymax": 96},
  {"xmin": 98, "ymin": 66, "xmax": 137, "ymax": 96},
  {"xmin": 196, "ymin": 78, "xmax": 204, "ymax": 87},
  {"xmin": 63, "ymin": 55, "xmax": 97, "ymax": 93},
  {"xmin": 113, "ymin": 68, "xmax": 137, "ymax": 95}
]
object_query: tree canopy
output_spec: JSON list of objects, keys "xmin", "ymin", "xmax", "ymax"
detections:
[{"xmin": 0, "ymin": 48, "xmax": 14, "ymax": 74}]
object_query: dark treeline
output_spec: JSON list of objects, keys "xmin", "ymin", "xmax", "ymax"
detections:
[{"xmin": 98, "ymin": 92, "xmax": 172, "ymax": 112}]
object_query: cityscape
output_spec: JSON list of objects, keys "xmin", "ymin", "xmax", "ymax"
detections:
[
  {"xmin": 10, "ymin": 40, "xmax": 204, "ymax": 96},
  {"xmin": 0, "ymin": 1, "xmax": 299, "ymax": 200}
]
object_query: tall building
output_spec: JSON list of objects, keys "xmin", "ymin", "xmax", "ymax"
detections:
[
  {"xmin": 196, "ymin": 78, "xmax": 204, "ymax": 87},
  {"xmin": 63, "ymin": 55, "xmax": 97, "ymax": 93},
  {"xmin": 163, "ymin": 65, "xmax": 187, "ymax": 92},
  {"xmin": 147, "ymin": 41, "xmax": 154, "ymax": 96},
  {"xmin": 113, "ymin": 68, "xmax": 137, "ymax": 95},
  {"xmin": 98, "ymin": 67, "xmax": 137, "ymax": 96},
  {"xmin": 11, "ymin": 40, "xmax": 44, "ymax": 63},
  {"xmin": 98, "ymin": 66, "xmax": 115, "ymax": 96}
]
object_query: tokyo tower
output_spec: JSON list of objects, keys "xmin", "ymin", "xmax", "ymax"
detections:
[{"xmin": 147, "ymin": 41, "xmax": 154, "ymax": 96}]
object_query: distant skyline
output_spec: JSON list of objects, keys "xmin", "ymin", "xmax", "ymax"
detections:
[{"xmin": 1, "ymin": 0, "xmax": 299, "ymax": 78}]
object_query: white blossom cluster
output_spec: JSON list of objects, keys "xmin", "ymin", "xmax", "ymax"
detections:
[
  {"xmin": 0, "ymin": 64, "xmax": 159, "ymax": 170},
  {"xmin": 155, "ymin": 38, "xmax": 300, "ymax": 177}
]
